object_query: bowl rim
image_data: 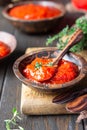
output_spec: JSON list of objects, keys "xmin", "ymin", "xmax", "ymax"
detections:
[
  {"xmin": 2, "ymin": 0, "xmax": 66, "ymax": 22},
  {"xmin": 0, "ymin": 31, "xmax": 17, "ymax": 60},
  {"xmin": 13, "ymin": 47, "xmax": 87, "ymax": 91}
]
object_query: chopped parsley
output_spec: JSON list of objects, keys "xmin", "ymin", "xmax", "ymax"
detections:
[
  {"xmin": 35, "ymin": 61, "xmax": 53, "ymax": 69},
  {"xmin": 35, "ymin": 62, "xmax": 42, "ymax": 69}
]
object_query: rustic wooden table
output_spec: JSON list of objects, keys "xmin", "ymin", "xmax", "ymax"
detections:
[{"xmin": 0, "ymin": 0, "xmax": 87, "ymax": 130}]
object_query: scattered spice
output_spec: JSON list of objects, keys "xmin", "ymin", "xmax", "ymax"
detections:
[{"xmin": 9, "ymin": 3, "xmax": 61, "ymax": 20}]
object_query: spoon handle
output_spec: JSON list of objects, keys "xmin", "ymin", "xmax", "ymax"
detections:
[{"xmin": 53, "ymin": 28, "xmax": 83, "ymax": 65}]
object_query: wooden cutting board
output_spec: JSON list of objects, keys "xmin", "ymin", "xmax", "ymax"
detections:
[{"xmin": 21, "ymin": 48, "xmax": 87, "ymax": 115}]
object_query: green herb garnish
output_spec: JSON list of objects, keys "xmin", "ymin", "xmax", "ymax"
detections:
[
  {"xmin": 4, "ymin": 108, "xmax": 24, "ymax": 130},
  {"xmin": 76, "ymin": 17, "xmax": 87, "ymax": 34},
  {"xmin": 35, "ymin": 62, "xmax": 42, "ymax": 69},
  {"xmin": 46, "ymin": 16, "xmax": 87, "ymax": 52},
  {"xmin": 34, "ymin": 61, "xmax": 53, "ymax": 69},
  {"xmin": 45, "ymin": 62, "xmax": 53, "ymax": 66}
]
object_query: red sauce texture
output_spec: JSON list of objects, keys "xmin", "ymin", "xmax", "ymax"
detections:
[
  {"xmin": 23, "ymin": 57, "xmax": 79, "ymax": 84},
  {"xmin": 9, "ymin": 4, "xmax": 61, "ymax": 20},
  {"xmin": 72, "ymin": 0, "xmax": 87, "ymax": 10},
  {"xmin": 0, "ymin": 41, "xmax": 11, "ymax": 58}
]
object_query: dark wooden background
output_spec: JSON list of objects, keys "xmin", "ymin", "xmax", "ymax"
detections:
[{"xmin": 0, "ymin": 0, "xmax": 87, "ymax": 130}]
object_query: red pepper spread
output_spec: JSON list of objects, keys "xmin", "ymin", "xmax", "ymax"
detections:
[
  {"xmin": 9, "ymin": 4, "xmax": 61, "ymax": 20},
  {"xmin": 0, "ymin": 41, "xmax": 11, "ymax": 58},
  {"xmin": 72, "ymin": 0, "xmax": 87, "ymax": 10},
  {"xmin": 23, "ymin": 57, "xmax": 79, "ymax": 84}
]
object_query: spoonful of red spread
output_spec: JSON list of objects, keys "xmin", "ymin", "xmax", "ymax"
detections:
[
  {"xmin": 23, "ymin": 28, "xmax": 83, "ymax": 82},
  {"xmin": 23, "ymin": 57, "xmax": 57, "ymax": 82}
]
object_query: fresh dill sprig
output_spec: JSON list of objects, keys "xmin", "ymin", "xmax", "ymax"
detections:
[
  {"xmin": 4, "ymin": 108, "xmax": 24, "ymax": 130},
  {"xmin": 46, "ymin": 34, "xmax": 59, "ymax": 46},
  {"xmin": 46, "ymin": 16, "xmax": 87, "ymax": 52},
  {"xmin": 46, "ymin": 26, "xmax": 69, "ymax": 46}
]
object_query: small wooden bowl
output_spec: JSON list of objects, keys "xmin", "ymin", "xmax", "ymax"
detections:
[
  {"xmin": 13, "ymin": 47, "xmax": 87, "ymax": 94},
  {"xmin": 2, "ymin": 1, "xmax": 66, "ymax": 33}
]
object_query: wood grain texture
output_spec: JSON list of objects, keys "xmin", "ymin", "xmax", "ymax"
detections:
[
  {"xmin": 21, "ymin": 48, "xmax": 87, "ymax": 115},
  {"xmin": 78, "ymin": 50, "xmax": 87, "ymax": 61},
  {"xmin": 0, "ymin": 1, "xmax": 85, "ymax": 130},
  {"xmin": 0, "ymin": 9, "xmax": 15, "ymax": 98},
  {"xmin": 21, "ymin": 84, "xmax": 70, "ymax": 115},
  {"xmin": 83, "ymin": 119, "xmax": 87, "ymax": 130}
]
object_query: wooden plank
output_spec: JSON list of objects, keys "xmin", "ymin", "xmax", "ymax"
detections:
[
  {"xmin": 0, "ymin": 61, "xmax": 21, "ymax": 129},
  {"xmin": 20, "ymin": 115, "xmax": 83, "ymax": 130},
  {"xmin": 21, "ymin": 84, "xmax": 70, "ymax": 115},
  {"xmin": 83, "ymin": 120, "xmax": 87, "ymax": 130},
  {"xmin": 0, "ymin": 1, "xmax": 85, "ymax": 129},
  {"xmin": 0, "ymin": 8, "xmax": 15, "ymax": 33},
  {"xmin": 0, "ymin": 60, "xmax": 8, "ymax": 96},
  {"xmin": 0, "ymin": 7, "xmax": 15, "ymax": 97}
]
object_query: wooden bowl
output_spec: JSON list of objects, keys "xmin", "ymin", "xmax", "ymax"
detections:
[
  {"xmin": 13, "ymin": 47, "xmax": 87, "ymax": 93},
  {"xmin": 2, "ymin": 1, "xmax": 65, "ymax": 33},
  {"xmin": 0, "ymin": 31, "xmax": 17, "ymax": 60}
]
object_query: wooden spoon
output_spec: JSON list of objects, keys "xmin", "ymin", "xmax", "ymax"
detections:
[
  {"xmin": 52, "ymin": 28, "xmax": 83, "ymax": 65},
  {"xmin": 26, "ymin": 28, "xmax": 83, "ymax": 82}
]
